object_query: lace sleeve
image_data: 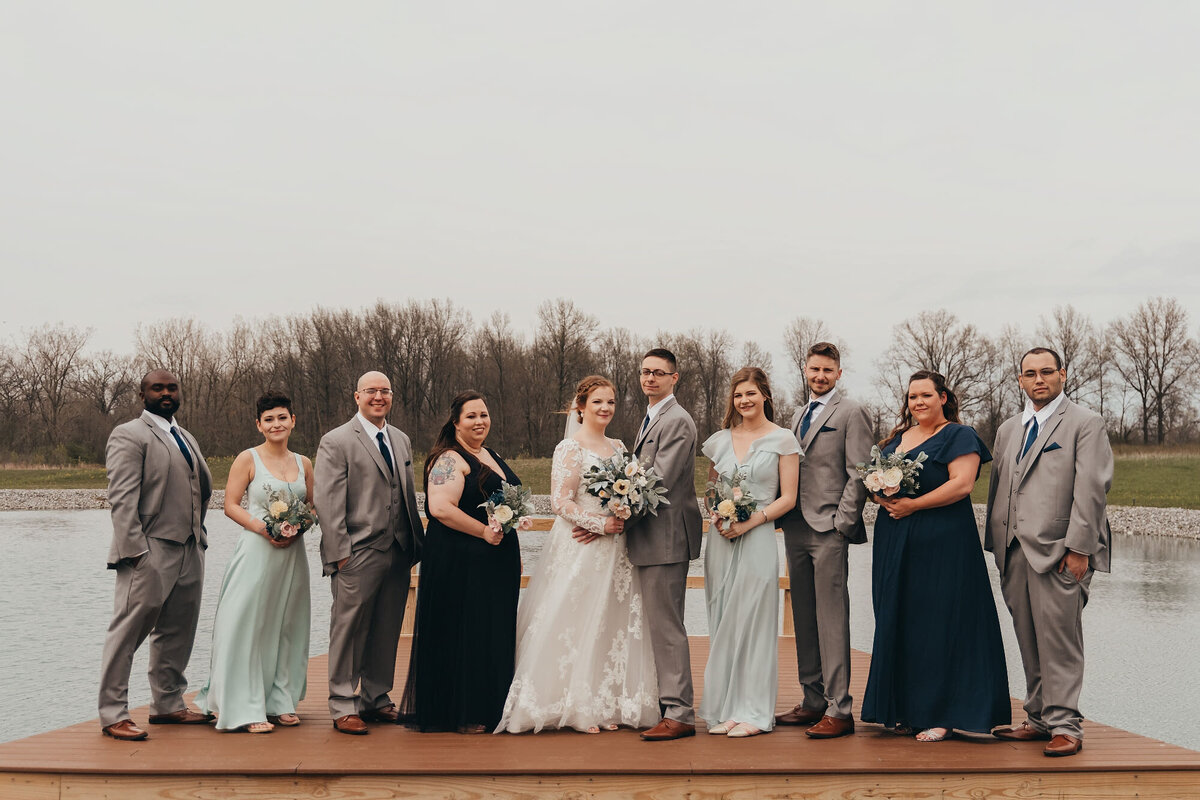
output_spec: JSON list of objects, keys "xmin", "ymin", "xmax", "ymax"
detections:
[{"xmin": 550, "ymin": 440, "xmax": 606, "ymax": 534}]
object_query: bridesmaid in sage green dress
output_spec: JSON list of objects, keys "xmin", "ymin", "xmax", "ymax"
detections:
[
  {"xmin": 197, "ymin": 391, "xmax": 313, "ymax": 733},
  {"xmin": 700, "ymin": 367, "xmax": 800, "ymax": 738}
]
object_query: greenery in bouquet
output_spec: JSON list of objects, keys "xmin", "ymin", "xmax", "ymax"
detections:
[
  {"xmin": 705, "ymin": 469, "xmax": 759, "ymax": 524},
  {"xmin": 478, "ymin": 481, "xmax": 535, "ymax": 535},
  {"xmin": 582, "ymin": 451, "xmax": 670, "ymax": 521},
  {"xmin": 263, "ymin": 487, "xmax": 317, "ymax": 541},
  {"xmin": 855, "ymin": 445, "xmax": 929, "ymax": 497}
]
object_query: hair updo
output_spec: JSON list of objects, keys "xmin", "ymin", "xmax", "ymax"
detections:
[{"xmin": 571, "ymin": 375, "xmax": 616, "ymax": 422}]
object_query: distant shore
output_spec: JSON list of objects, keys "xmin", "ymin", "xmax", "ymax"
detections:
[{"xmin": 2, "ymin": 490, "xmax": 1198, "ymax": 540}]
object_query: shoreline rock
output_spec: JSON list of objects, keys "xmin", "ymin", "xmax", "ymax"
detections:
[{"xmin": 1, "ymin": 490, "xmax": 1198, "ymax": 539}]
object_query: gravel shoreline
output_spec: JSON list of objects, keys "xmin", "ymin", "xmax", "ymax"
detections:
[{"xmin": 1, "ymin": 490, "xmax": 1198, "ymax": 539}]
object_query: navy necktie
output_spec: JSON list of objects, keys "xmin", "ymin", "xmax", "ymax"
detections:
[
  {"xmin": 170, "ymin": 426, "xmax": 194, "ymax": 471},
  {"xmin": 640, "ymin": 413, "xmax": 650, "ymax": 436},
  {"xmin": 1020, "ymin": 417, "xmax": 1039, "ymax": 461},
  {"xmin": 376, "ymin": 431, "xmax": 394, "ymax": 474},
  {"xmin": 799, "ymin": 400, "xmax": 821, "ymax": 438}
]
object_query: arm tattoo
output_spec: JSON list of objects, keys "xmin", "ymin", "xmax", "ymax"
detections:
[{"xmin": 429, "ymin": 453, "xmax": 460, "ymax": 486}]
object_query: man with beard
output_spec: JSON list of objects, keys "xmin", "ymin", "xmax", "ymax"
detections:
[
  {"xmin": 98, "ymin": 369, "xmax": 214, "ymax": 740},
  {"xmin": 776, "ymin": 342, "xmax": 872, "ymax": 739}
]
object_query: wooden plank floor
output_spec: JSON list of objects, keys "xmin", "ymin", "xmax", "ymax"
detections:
[{"xmin": 1, "ymin": 638, "xmax": 1197, "ymax": 780}]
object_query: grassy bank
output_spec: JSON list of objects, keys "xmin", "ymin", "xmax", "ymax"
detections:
[{"xmin": 4, "ymin": 446, "xmax": 1198, "ymax": 509}]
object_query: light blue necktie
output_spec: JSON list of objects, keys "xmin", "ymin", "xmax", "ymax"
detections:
[{"xmin": 1020, "ymin": 417, "xmax": 1039, "ymax": 461}]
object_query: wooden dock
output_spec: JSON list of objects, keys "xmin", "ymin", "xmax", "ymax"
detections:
[{"xmin": 2, "ymin": 636, "xmax": 1198, "ymax": 800}]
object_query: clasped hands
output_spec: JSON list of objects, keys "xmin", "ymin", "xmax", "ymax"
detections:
[
  {"xmin": 571, "ymin": 516, "xmax": 624, "ymax": 544},
  {"xmin": 709, "ymin": 512, "xmax": 758, "ymax": 540},
  {"xmin": 878, "ymin": 496, "xmax": 918, "ymax": 519}
]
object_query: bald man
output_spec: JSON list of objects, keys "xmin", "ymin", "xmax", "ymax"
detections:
[{"xmin": 315, "ymin": 372, "xmax": 423, "ymax": 734}]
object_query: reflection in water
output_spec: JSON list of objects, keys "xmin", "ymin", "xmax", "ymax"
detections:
[{"xmin": 1, "ymin": 512, "xmax": 1197, "ymax": 751}]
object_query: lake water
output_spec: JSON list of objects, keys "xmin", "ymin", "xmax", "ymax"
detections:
[{"xmin": 1, "ymin": 511, "xmax": 1197, "ymax": 750}]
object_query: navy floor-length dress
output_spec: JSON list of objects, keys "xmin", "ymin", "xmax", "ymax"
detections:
[{"xmin": 861, "ymin": 423, "xmax": 1010, "ymax": 733}]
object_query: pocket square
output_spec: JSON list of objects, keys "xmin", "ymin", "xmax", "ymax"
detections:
[
  {"xmin": 819, "ymin": 425, "xmax": 837, "ymax": 433},
  {"xmin": 1042, "ymin": 442, "xmax": 1062, "ymax": 453}
]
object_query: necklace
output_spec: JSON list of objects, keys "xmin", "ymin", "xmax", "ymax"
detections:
[{"xmin": 457, "ymin": 437, "xmax": 484, "ymax": 456}]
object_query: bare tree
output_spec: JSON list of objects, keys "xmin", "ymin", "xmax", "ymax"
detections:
[
  {"xmin": 534, "ymin": 299, "xmax": 598, "ymax": 412},
  {"xmin": 22, "ymin": 324, "xmax": 91, "ymax": 447},
  {"xmin": 876, "ymin": 309, "xmax": 991, "ymax": 416},
  {"xmin": 593, "ymin": 327, "xmax": 646, "ymax": 443},
  {"xmin": 672, "ymin": 328, "xmax": 734, "ymax": 435},
  {"xmin": 1036, "ymin": 305, "xmax": 1109, "ymax": 411},
  {"xmin": 1108, "ymin": 297, "xmax": 1198, "ymax": 444}
]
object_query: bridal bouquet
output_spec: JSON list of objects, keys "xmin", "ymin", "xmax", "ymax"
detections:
[
  {"xmin": 582, "ymin": 452, "xmax": 670, "ymax": 520},
  {"xmin": 856, "ymin": 445, "xmax": 929, "ymax": 497},
  {"xmin": 705, "ymin": 469, "xmax": 759, "ymax": 525},
  {"xmin": 479, "ymin": 481, "xmax": 536, "ymax": 535},
  {"xmin": 263, "ymin": 488, "xmax": 318, "ymax": 541}
]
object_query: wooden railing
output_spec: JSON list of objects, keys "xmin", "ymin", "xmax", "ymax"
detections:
[{"xmin": 402, "ymin": 515, "xmax": 795, "ymax": 637}]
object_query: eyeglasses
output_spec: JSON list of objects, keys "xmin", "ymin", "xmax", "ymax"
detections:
[
  {"xmin": 1020, "ymin": 368, "xmax": 1060, "ymax": 380},
  {"xmin": 358, "ymin": 387, "xmax": 393, "ymax": 397},
  {"xmin": 640, "ymin": 369, "xmax": 677, "ymax": 378}
]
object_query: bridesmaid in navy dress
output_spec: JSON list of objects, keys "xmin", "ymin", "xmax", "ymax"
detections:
[
  {"xmin": 400, "ymin": 391, "xmax": 522, "ymax": 733},
  {"xmin": 861, "ymin": 370, "xmax": 1009, "ymax": 742}
]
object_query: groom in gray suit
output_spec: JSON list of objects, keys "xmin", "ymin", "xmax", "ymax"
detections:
[
  {"xmin": 98, "ymin": 369, "xmax": 214, "ymax": 740},
  {"xmin": 986, "ymin": 347, "xmax": 1112, "ymax": 757},
  {"xmin": 776, "ymin": 342, "xmax": 872, "ymax": 739},
  {"xmin": 316, "ymin": 371, "xmax": 423, "ymax": 734},
  {"xmin": 624, "ymin": 348, "xmax": 703, "ymax": 741}
]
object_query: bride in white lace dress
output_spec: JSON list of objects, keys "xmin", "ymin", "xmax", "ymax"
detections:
[{"xmin": 496, "ymin": 376, "xmax": 659, "ymax": 734}]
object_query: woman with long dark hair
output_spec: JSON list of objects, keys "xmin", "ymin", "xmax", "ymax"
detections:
[
  {"xmin": 699, "ymin": 367, "xmax": 800, "ymax": 738},
  {"xmin": 860, "ymin": 370, "xmax": 1009, "ymax": 741},
  {"xmin": 400, "ymin": 391, "xmax": 522, "ymax": 733}
]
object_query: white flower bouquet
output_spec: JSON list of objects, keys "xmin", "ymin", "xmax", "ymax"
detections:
[
  {"xmin": 479, "ymin": 481, "xmax": 536, "ymax": 535},
  {"xmin": 704, "ymin": 468, "xmax": 759, "ymax": 525},
  {"xmin": 582, "ymin": 452, "xmax": 670, "ymax": 521},
  {"xmin": 856, "ymin": 445, "xmax": 929, "ymax": 497},
  {"xmin": 263, "ymin": 487, "xmax": 318, "ymax": 541}
]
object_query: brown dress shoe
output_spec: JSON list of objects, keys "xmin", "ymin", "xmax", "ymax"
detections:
[
  {"xmin": 148, "ymin": 708, "xmax": 215, "ymax": 725},
  {"xmin": 360, "ymin": 703, "xmax": 400, "ymax": 723},
  {"xmin": 640, "ymin": 718, "xmax": 696, "ymax": 741},
  {"xmin": 992, "ymin": 721, "xmax": 1051, "ymax": 741},
  {"xmin": 333, "ymin": 714, "xmax": 369, "ymax": 735},
  {"xmin": 1044, "ymin": 734, "xmax": 1082, "ymax": 757},
  {"xmin": 102, "ymin": 720, "xmax": 148, "ymax": 741},
  {"xmin": 775, "ymin": 704, "xmax": 826, "ymax": 726},
  {"xmin": 805, "ymin": 715, "xmax": 855, "ymax": 739}
]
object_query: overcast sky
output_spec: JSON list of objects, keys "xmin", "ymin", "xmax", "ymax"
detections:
[{"xmin": 4, "ymin": 2, "xmax": 1199, "ymax": 397}]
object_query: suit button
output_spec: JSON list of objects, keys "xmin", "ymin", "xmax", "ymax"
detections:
[{"xmin": 386, "ymin": 504, "xmax": 391, "ymax": 510}]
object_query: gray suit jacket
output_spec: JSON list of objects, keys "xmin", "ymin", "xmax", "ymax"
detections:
[
  {"xmin": 626, "ymin": 397, "xmax": 703, "ymax": 566},
  {"xmin": 315, "ymin": 418, "xmax": 423, "ymax": 576},
  {"xmin": 105, "ymin": 410, "xmax": 212, "ymax": 567},
  {"xmin": 779, "ymin": 392, "xmax": 872, "ymax": 544},
  {"xmin": 985, "ymin": 397, "xmax": 1112, "ymax": 576}
]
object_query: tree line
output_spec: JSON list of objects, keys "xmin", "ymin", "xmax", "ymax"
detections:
[{"xmin": 1, "ymin": 296, "xmax": 1196, "ymax": 465}]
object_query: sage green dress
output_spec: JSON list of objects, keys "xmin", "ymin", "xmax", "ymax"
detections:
[
  {"xmin": 197, "ymin": 449, "xmax": 310, "ymax": 729},
  {"xmin": 699, "ymin": 427, "xmax": 801, "ymax": 731}
]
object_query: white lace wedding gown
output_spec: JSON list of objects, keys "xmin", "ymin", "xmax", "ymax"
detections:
[{"xmin": 495, "ymin": 437, "xmax": 659, "ymax": 733}]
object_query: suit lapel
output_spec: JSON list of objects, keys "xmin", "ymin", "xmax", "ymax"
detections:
[
  {"xmin": 387, "ymin": 424, "xmax": 408, "ymax": 493},
  {"xmin": 1017, "ymin": 400, "xmax": 1068, "ymax": 487},
  {"xmin": 801, "ymin": 395, "xmax": 837, "ymax": 450},
  {"xmin": 355, "ymin": 424, "xmax": 394, "ymax": 482},
  {"xmin": 635, "ymin": 396, "xmax": 676, "ymax": 451}
]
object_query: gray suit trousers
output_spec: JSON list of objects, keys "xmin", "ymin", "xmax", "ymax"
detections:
[
  {"xmin": 782, "ymin": 520, "xmax": 853, "ymax": 719},
  {"xmin": 636, "ymin": 561, "xmax": 694, "ymax": 724},
  {"xmin": 1001, "ymin": 541, "xmax": 1091, "ymax": 739},
  {"xmin": 98, "ymin": 536, "xmax": 205, "ymax": 727},
  {"xmin": 327, "ymin": 542, "xmax": 411, "ymax": 719}
]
